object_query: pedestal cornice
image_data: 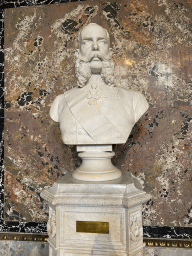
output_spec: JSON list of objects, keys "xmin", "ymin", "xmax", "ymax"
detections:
[{"xmin": 41, "ymin": 171, "xmax": 151, "ymax": 208}]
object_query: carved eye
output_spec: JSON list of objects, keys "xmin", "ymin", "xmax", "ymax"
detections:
[
  {"xmin": 98, "ymin": 39, "xmax": 106, "ymax": 45},
  {"xmin": 83, "ymin": 40, "xmax": 92, "ymax": 45}
]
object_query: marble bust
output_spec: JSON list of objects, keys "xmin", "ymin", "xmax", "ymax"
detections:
[
  {"xmin": 50, "ymin": 23, "xmax": 149, "ymax": 181},
  {"xmin": 50, "ymin": 23, "xmax": 149, "ymax": 145}
]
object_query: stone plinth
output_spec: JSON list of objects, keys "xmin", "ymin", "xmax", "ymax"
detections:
[
  {"xmin": 73, "ymin": 145, "xmax": 122, "ymax": 181},
  {"xmin": 41, "ymin": 171, "xmax": 151, "ymax": 256}
]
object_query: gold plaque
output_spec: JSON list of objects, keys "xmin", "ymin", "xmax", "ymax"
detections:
[{"xmin": 76, "ymin": 221, "xmax": 109, "ymax": 234}]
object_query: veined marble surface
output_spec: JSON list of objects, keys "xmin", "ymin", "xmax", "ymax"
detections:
[
  {"xmin": 144, "ymin": 247, "xmax": 192, "ymax": 256},
  {"xmin": 3, "ymin": 0, "xmax": 192, "ymax": 232},
  {"xmin": 0, "ymin": 241, "xmax": 48, "ymax": 256},
  {"xmin": 0, "ymin": 241, "xmax": 191, "ymax": 256}
]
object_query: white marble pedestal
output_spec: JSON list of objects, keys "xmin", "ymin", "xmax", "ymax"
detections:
[{"xmin": 41, "ymin": 171, "xmax": 151, "ymax": 256}]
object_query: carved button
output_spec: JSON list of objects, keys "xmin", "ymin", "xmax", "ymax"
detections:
[
  {"xmin": 106, "ymin": 110, "xmax": 111, "ymax": 115},
  {"xmin": 78, "ymin": 130, "xmax": 83, "ymax": 135}
]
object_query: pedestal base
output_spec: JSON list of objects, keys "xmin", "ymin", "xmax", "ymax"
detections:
[
  {"xmin": 73, "ymin": 145, "xmax": 122, "ymax": 182},
  {"xmin": 72, "ymin": 151, "xmax": 122, "ymax": 181},
  {"xmin": 41, "ymin": 171, "xmax": 151, "ymax": 256}
]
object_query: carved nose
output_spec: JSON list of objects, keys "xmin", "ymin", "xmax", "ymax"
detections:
[{"xmin": 93, "ymin": 41, "xmax": 99, "ymax": 51}]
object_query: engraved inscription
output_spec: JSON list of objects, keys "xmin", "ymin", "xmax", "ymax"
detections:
[{"xmin": 76, "ymin": 221, "xmax": 109, "ymax": 234}]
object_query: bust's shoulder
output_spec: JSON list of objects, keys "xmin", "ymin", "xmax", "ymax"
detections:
[
  {"xmin": 64, "ymin": 87, "xmax": 80, "ymax": 97},
  {"xmin": 116, "ymin": 86, "xmax": 142, "ymax": 97},
  {"xmin": 64, "ymin": 87, "xmax": 81, "ymax": 98},
  {"xmin": 50, "ymin": 93, "xmax": 65, "ymax": 122},
  {"xmin": 52, "ymin": 87, "xmax": 79, "ymax": 103},
  {"xmin": 117, "ymin": 87, "xmax": 144, "ymax": 100},
  {"xmin": 53, "ymin": 93, "xmax": 65, "ymax": 102},
  {"xmin": 116, "ymin": 87, "xmax": 149, "ymax": 122}
]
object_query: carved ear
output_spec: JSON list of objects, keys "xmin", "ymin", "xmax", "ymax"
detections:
[{"xmin": 75, "ymin": 49, "xmax": 79, "ymax": 58}]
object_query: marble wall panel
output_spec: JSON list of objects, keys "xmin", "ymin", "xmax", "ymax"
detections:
[
  {"xmin": 0, "ymin": 241, "xmax": 192, "ymax": 256},
  {"xmin": 0, "ymin": 241, "xmax": 191, "ymax": 256},
  {"xmin": 0, "ymin": 240, "xmax": 48, "ymax": 256},
  {"xmin": 4, "ymin": 0, "xmax": 192, "ymax": 229},
  {"xmin": 4, "ymin": 0, "xmax": 101, "ymax": 222},
  {"xmin": 144, "ymin": 247, "xmax": 192, "ymax": 256}
]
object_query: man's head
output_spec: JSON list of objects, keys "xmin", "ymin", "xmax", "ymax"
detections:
[
  {"xmin": 76, "ymin": 23, "xmax": 114, "ymax": 87},
  {"xmin": 78, "ymin": 23, "xmax": 110, "ymax": 64}
]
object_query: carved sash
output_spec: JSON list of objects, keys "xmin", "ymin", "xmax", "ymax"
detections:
[{"xmin": 64, "ymin": 88, "xmax": 128, "ymax": 143}]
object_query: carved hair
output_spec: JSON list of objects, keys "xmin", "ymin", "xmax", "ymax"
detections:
[
  {"xmin": 75, "ymin": 57, "xmax": 92, "ymax": 87},
  {"xmin": 75, "ymin": 53, "xmax": 115, "ymax": 88},
  {"xmin": 100, "ymin": 58, "xmax": 115, "ymax": 86}
]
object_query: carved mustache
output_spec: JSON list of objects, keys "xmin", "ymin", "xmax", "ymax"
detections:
[
  {"xmin": 89, "ymin": 52, "xmax": 104, "ymax": 61},
  {"xmin": 79, "ymin": 51, "xmax": 110, "ymax": 63}
]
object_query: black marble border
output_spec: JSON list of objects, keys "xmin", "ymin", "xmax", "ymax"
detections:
[
  {"xmin": 143, "ymin": 226, "xmax": 192, "ymax": 239},
  {"xmin": 0, "ymin": 0, "xmax": 192, "ymax": 239},
  {"xmin": 0, "ymin": 5, "xmax": 5, "ymax": 231}
]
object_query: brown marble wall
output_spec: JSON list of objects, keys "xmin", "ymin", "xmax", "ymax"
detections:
[{"xmin": 4, "ymin": 0, "xmax": 192, "ymax": 227}]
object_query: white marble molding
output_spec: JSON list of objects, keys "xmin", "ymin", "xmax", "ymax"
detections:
[{"xmin": 41, "ymin": 172, "xmax": 151, "ymax": 256}]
